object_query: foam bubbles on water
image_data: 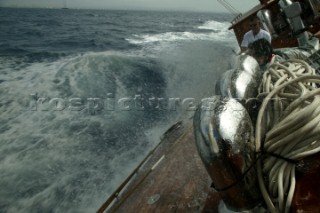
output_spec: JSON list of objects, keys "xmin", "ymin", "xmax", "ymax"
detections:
[
  {"xmin": 126, "ymin": 20, "xmax": 234, "ymax": 46},
  {"xmin": 0, "ymin": 51, "xmax": 168, "ymax": 213},
  {"xmin": 197, "ymin": 20, "xmax": 229, "ymax": 31}
]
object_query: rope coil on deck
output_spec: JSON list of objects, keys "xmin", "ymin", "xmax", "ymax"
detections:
[{"xmin": 255, "ymin": 59, "xmax": 320, "ymax": 213}]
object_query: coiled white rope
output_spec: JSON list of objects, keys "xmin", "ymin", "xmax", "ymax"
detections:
[{"xmin": 255, "ymin": 59, "xmax": 320, "ymax": 213}]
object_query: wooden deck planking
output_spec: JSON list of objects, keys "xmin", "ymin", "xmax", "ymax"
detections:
[{"xmin": 107, "ymin": 119, "xmax": 212, "ymax": 213}]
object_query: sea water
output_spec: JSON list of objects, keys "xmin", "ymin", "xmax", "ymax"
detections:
[{"xmin": 0, "ymin": 8, "xmax": 238, "ymax": 212}]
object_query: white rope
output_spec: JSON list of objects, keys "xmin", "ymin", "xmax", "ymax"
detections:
[{"xmin": 255, "ymin": 59, "xmax": 320, "ymax": 213}]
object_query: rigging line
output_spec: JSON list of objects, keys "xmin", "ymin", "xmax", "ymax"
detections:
[
  {"xmin": 217, "ymin": 0, "xmax": 234, "ymax": 14},
  {"xmin": 217, "ymin": 0, "xmax": 236, "ymax": 15},
  {"xmin": 217, "ymin": 0, "xmax": 239, "ymax": 16},
  {"xmin": 221, "ymin": 0, "xmax": 241, "ymax": 14}
]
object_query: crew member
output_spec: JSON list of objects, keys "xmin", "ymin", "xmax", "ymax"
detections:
[
  {"xmin": 248, "ymin": 38, "xmax": 283, "ymax": 68},
  {"xmin": 241, "ymin": 16, "xmax": 271, "ymax": 53}
]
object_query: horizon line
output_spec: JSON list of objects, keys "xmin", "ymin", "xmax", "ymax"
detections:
[{"xmin": 0, "ymin": 5, "xmax": 231, "ymax": 14}]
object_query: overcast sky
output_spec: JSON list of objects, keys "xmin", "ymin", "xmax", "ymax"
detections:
[{"xmin": 0, "ymin": 0, "xmax": 258, "ymax": 12}]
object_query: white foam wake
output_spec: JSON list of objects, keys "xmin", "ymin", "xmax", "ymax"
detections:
[
  {"xmin": 126, "ymin": 20, "xmax": 233, "ymax": 45},
  {"xmin": 197, "ymin": 20, "xmax": 230, "ymax": 31},
  {"xmin": 127, "ymin": 30, "xmax": 233, "ymax": 45}
]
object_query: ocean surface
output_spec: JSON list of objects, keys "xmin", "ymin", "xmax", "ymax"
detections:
[{"xmin": 0, "ymin": 8, "xmax": 238, "ymax": 213}]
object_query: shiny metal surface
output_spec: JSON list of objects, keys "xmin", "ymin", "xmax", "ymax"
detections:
[
  {"xmin": 279, "ymin": 0, "xmax": 293, "ymax": 8},
  {"xmin": 193, "ymin": 96, "xmax": 261, "ymax": 211},
  {"xmin": 230, "ymin": 55, "xmax": 261, "ymax": 100},
  {"xmin": 257, "ymin": 9, "xmax": 278, "ymax": 38},
  {"xmin": 215, "ymin": 69, "xmax": 233, "ymax": 97},
  {"xmin": 215, "ymin": 55, "xmax": 261, "ymax": 100},
  {"xmin": 282, "ymin": 1, "xmax": 309, "ymax": 46}
]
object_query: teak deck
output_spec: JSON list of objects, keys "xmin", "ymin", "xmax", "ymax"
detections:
[{"xmin": 100, "ymin": 118, "xmax": 213, "ymax": 213}]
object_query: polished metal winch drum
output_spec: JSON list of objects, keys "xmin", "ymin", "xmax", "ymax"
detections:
[{"xmin": 193, "ymin": 96, "xmax": 261, "ymax": 211}]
